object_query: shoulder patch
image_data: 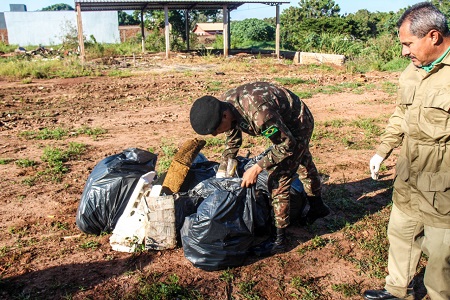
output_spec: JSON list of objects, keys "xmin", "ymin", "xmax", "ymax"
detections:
[{"xmin": 262, "ymin": 125, "xmax": 279, "ymax": 138}]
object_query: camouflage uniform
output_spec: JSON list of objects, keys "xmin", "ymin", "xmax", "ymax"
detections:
[{"xmin": 219, "ymin": 82, "xmax": 321, "ymax": 228}]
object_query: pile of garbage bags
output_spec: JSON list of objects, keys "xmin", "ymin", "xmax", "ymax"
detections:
[{"xmin": 76, "ymin": 148, "xmax": 306, "ymax": 270}]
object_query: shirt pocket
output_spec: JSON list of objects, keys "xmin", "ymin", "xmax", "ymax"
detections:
[
  {"xmin": 397, "ymin": 85, "xmax": 415, "ymax": 106},
  {"xmin": 417, "ymin": 172, "xmax": 450, "ymax": 215},
  {"xmin": 423, "ymin": 89, "xmax": 450, "ymax": 128}
]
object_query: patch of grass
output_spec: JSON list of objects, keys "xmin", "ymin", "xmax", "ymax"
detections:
[
  {"xmin": 290, "ymin": 276, "xmax": 322, "ymax": 300},
  {"xmin": 238, "ymin": 280, "xmax": 262, "ymax": 300},
  {"xmin": 107, "ymin": 69, "xmax": 132, "ymax": 77},
  {"xmin": 38, "ymin": 142, "xmax": 87, "ymax": 182},
  {"xmin": 157, "ymin": 140, "xmax": 177, "ymax": 173},
  {"xmin": 133, "ymin": 273, "xmax": 202, "ymax": 299},
  {"xmin": 51, "ymin": 221, "xmax": 69, "ymax": 231},
  {"xmin": 296, "ymin": 90, "xmax": 314, "ymax": 99},
  {"xmin": 79, "ymin": 241, "xmax": 100, "ymax": 250},
  {"xmin": 15, "ymin": 158, "xmax": 37, "ymax": 168},
  {"xmin": 75, "ymin": 126, "xmax": 107, "ymax": 138},
  {"xmin": 274, "ymin": 77, "xmax": 317, "ymax": 85},
  {"xmin": 298, "ymin": 236, "xmax": 332, "ymax": 254},
  {"xmin": 0, "ymin": 158, "xmax": 13, "ymax": 165},
  {"xmin": 343, "ymin": 209, "xmax": 391, "ymax": 278},
  {"xmin": 20, "ymin": 126, "xmax": 107, "ymax": 140},
  {"xmin": 332, "ymin": 282, "xmax": 361, "ymax": 297},
  {"xmin": 20, "ymin": 127, "xmax": 68, "ymax": 140},
  {"xmin": 381, "ymin": 81, "xmax": 398, "ymax": 95},
  {"xmin": 206, "ymin": 80, "xmax": 222, "ymax": 92},
  {"xmin": 204, "ymin": 137, "xmax": 224, "ymax": 147}
]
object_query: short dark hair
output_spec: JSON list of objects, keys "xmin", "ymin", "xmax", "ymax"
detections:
[{"xmin": 397, "ymin": 2, "xmax": 449, "ymax": 38}]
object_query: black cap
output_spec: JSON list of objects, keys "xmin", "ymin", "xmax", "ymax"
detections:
[{"xmin": 190, "ymin": 96, "xmax": 223, "ymax": 135}]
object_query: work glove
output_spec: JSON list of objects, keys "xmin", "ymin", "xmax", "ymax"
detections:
[{"xmin": 369, "ymin": 154, "xmax": 384, "ymax": 180}]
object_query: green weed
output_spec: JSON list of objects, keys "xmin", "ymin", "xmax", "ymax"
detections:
[
  {"xmin": 79, "ymin": 241, "xmax": 100, "ymax": 250},
  {"xmin": 298, "ymin": 236, "xmax": 331, "ymax": 254},
  {"xmin": 238, "ymin": 280, "xmax": 262, "ymax": 300},
  {"xmin": 332, "ymin": 282, "xmax": 361, "ymax": 297},
  {"xmin": 0, "ymin": 158, "xmax": 13, "ymax": 165},
  {"xmin": 134, "ymin": 273, "xmax": 202, "ymax": 299},
  {"xmin": 20, "ymin": 127, "xmax": 68, "ymax": 140},
  {"xmin": 15, "ymin": 158, "xmax": 37, "ymax": 168},
  {"xmin": 274, "ymin": 77, "xmax": 317, "ymax": 85}
]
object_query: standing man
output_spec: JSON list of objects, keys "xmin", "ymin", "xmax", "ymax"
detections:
[
  {"xmin": 189, "ymin": 81, "xmax": 330, "ymax": 256},
  {"xmin": 365, "ymin": 2, "xmax": 450, "ymax": 300}
]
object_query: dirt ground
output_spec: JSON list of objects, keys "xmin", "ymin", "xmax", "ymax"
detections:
[{"xmin": 0, "ymin": 54, "xmax": 429, "ymax": 299}]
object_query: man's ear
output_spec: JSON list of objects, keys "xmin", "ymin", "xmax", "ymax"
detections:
[{"xmin": 429, "ymin": 29, "xmax": 442, "ymax": 45}]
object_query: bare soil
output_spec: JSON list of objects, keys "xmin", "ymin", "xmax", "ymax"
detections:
[{"xmin": 0, "ymin": 55, "xmax": 429, "ymax": 299}]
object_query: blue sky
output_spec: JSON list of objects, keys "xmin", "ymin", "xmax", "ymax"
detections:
[{"xmin": 1, "ymin": 0, "xmax": 422, "ymax": 20}]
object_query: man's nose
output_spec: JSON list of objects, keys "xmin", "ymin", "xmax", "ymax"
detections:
[{"xmin": 401, "ymin": 46, "xmax": 410, "ymax": 57}]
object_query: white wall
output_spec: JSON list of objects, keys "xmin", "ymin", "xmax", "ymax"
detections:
[{"xmin": 5, "ymin": 11, "xmax": 119, "ymax": 46}]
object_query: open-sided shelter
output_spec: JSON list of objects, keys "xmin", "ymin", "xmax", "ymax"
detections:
[{"xmin": 74, "ymin": 0, "xmax": 289, "ymax": 60}]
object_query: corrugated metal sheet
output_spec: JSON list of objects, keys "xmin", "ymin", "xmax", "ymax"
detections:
[{"xmin": 74, "ymin": 0, "xmax": 289, "ymax": 11}]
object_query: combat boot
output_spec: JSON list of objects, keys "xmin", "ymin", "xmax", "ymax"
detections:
[
  {"xmin": 299, "ymin": 196, "xmax": 330, "ymax": 225},
  {"xmin": 251, "ymin": 228, "xmax": 287, "ymax": 257}
]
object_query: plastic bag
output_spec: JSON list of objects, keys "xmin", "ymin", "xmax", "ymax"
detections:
[
  {"xmin": 180, "ymin": 178, "xmax": 257, "ymax": 271},
  {"xmin": 76, "ymin": 148, "xmax": 157, "ymax": 235}
]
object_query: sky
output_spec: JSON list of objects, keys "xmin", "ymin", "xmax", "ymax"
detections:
[{"xmin": 0, "ymin": 0, "xmax": 423, "ymax": 20}]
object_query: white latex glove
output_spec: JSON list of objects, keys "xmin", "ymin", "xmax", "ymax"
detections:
[
  {"xmin": 370, "ymin": 154, "xmax": 384, "ymax": 180},
  {"xmin": 216, "ymin": 170, "xmax": 226, "ymax": 178}
]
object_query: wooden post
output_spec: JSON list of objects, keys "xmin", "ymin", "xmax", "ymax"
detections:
[
  {"xmin": 140, "ymin": 10, "xmax": 145, "ymax": 53},
  {"xmin": 76, "ymin": 3, "xmax": 85, "ymax": 63},
  {"xmin": 223, "ymin": 5, "xmax": 228, "ymax": 57},
  {"xmin": 276, "ymin": 5, "xmax": 280, "ymax": 59},
  {"xmin": 185, "ymin": 9, "xmax": 190, "ymax": 51},
  {"xmin": 165, "ymin": 5, "xmax": 170, "ymax": 59}
]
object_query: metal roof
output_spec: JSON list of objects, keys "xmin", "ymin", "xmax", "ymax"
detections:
[{"xmin": 74, "ymin": 0, "xmax": 290, "ymax": 11}]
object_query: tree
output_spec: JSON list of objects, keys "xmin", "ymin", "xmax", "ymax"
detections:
[
  {"xmin": 231, "ymin": 18, "xmax": 275, "ymax": 42},
  {"xmin": 41, "ymin": 3, "xmax": 74, "ymax": 11},
  {"xmin": 118, "ymin": 11, "xmax": 140, "ymax": 26},
  {"xmin": 297, "ymin": 0, "xmax": 340, "ymax": 18}
]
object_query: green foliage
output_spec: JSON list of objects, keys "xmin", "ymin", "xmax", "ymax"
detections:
[
  {"xmin": 0, "ymin": 158, "xmax": 13, "ymax": 165},
  {"xmin": 41, "ymin": 3, "xmax": 74, "ymax": 11},
  {"xmin": 231, "ymin": 19, "xmax": 275, "ymax": 42},
  {"xmin": 0, "ymin": 57, "xmax": 97, "ymax": 79},
  {"xmin": 135, "ymin": 274, "xmax": 202, "ymax": 299},
  {"xmin": 39, "ymin": 142, "xmax": 86, "ymax": 182},
  {"xmin": 20, "ymin": 127, "xmax": 68, "ymax": 140},
  {"xmin": 79, "ymin": 241, "xmax": 100, "ymax": 250},
  {"xmin": 238, "ymin": 280, "xmax": 262, "ymax": 300},
  {"xmin": 332, "ymin": 282, "xmax": 361, "ymax": 297},
  {"xmin": 15, "ymin": 159, "xmax": 37, "ymax": 168},
  {"xmin": 298, "ymin": 236, "xmax": 331, "ymax": 254},
  {"xmin": 118, "ymin": 11, "xmax": 140, "ymax": 26}
]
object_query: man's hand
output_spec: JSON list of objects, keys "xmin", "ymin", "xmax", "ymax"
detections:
[
  {"xmin": 241, "ymin": 164, "xmax": 263, "ymax": 187},
  {"xmin": 370, "ymin": 154, "xmax": 384, "ymax": 180}
]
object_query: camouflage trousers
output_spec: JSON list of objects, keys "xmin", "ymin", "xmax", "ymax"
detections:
[{"xmin": 267, "ymin": 113, "xmax": 321, "ymax": 229}]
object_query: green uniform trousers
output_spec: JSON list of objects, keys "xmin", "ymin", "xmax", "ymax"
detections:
[{"xmin": 385, "ymin": 204, "xmax": 450, "ymax": 300}]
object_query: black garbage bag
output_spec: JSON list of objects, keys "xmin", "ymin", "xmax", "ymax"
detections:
[
  {"xmin": 180, "ymin": 178, "xmax": 257, "ymax": 271},
  {"xmin": 76, "ymin": 148, "xmax": 157, "ymax": 235}
]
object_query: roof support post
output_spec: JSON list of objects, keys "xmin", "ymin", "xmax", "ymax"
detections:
[
  {"xmin": 222, "ymin": 5, "xmax": 229, "ymax": 57},
  {"xmin": 185, "ymin": 9, "xmax": 190, "ymax": 51},
  {"xmin": 140, "ymin": 10, "xmax": 145, "ymax": 53},
  {"xmin": 275, "ymin": 5, "xmax": 280, "ymax": 59},
  {"xmin": 165, "ymin": 5, "xmax": 170, "ymax": 59},
  {"xmin": 76, "ymin": 2, "xmax": 85, "ymax": 63}
]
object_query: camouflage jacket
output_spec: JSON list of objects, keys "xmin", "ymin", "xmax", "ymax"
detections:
[{"xmin": 219, "ymin": 82, "xmax": 313, "ymax": 170}]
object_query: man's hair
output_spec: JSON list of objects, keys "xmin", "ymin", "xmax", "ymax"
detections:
[{"xmin": 397, "ymin": 2, "xmax": 449, "ymax": 38}]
